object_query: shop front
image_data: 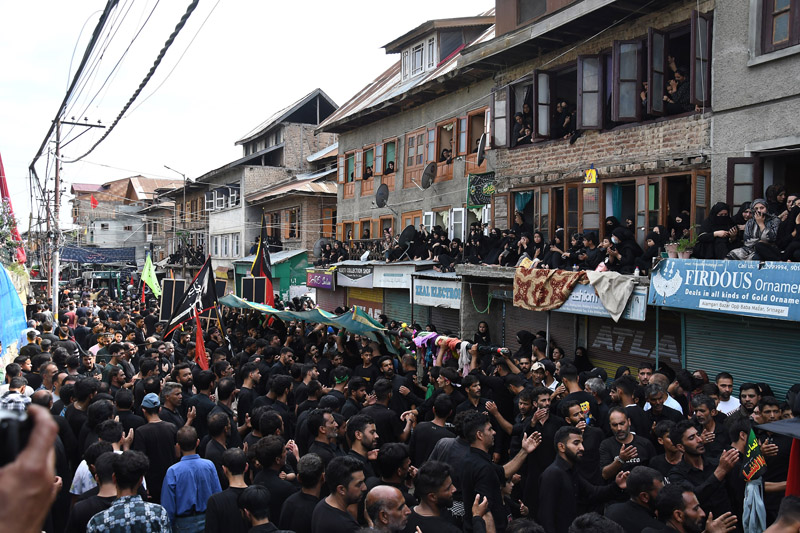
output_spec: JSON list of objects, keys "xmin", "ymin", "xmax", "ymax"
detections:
[
  {"xmin": 412, "ymin": 272, "xmax": 462, "ymax": 337},
  {"xmin": 373, "ymin": 262, "xmax": 434, "ymax": 326}
]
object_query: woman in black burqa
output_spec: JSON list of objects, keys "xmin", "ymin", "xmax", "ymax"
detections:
[{"xmin": 693, "ymin": 202, "xmax": 735, "ymax": 260}]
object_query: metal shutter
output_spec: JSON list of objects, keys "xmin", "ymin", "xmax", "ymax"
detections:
[
  {"xmin": 586, "ymin": 311, "xmax": 682, "ymax": 379},
  {"xmin": 383, "ymin": 289, "xmax": 429, "ymax": 327},
  {"xmin": 430, "ymin": 307, "xmax": 461, "ymax": 337},
  {"xmin": 685, "ymin": 313, "xmax": 800, "ymax": 400},
  {"xmin": 503, "ymin": 306, "xmax": 549, "ymax": 351},
  {"xmin": 315, "ymin": 287, "xmax": 346, "ymax": 313}
]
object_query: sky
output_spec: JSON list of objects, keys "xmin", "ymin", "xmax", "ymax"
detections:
[{"xmin": 0, "ymin": 0, "xmax": 491, "ymax": 231}]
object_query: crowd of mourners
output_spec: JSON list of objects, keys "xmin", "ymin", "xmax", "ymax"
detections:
[{"xmin": 2, "ymin": 291, "xmax": 799, "ymax": 533}]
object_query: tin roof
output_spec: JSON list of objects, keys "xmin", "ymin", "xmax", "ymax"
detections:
[
  {"xmin": 236, "ymin": 88, "xmax": 338, "ymax": 145},
  {"xmin": 246, "ymin": 168, "xmax": 337, "ymax": 203}
]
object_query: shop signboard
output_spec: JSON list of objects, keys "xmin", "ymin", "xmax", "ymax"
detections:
[
  {"xmin": 649, "ymin": 259, "xmax": 800, "ymax": 321},
  {"xmin": 306, "ymin": 270, "xmax": 335, "ymax": 290},
  {"xmin": 337, "ymin": 265, "xmax": 374, "ymax": 288},
  {"xmin": 373, "ymin": 264, "xmax": 413, "ymax": 289},
  {"xmin": 554, "ymin": 284, "xmax": 648, "ymax": 321},
  {"xmin": 412, "ymin": 278, "xmax": 461, "ymax": 309}
]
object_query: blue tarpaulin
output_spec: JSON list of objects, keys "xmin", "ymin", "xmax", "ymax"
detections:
[
  {"xmin": 0, "ymin": 265, "xmax": 28, "ymax": 359},
  {"xmin": 61, "ymin": 246, "xmax": 136, "ymax": 264}
]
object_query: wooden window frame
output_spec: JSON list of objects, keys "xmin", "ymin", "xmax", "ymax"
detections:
[
  {"xmin": 690, "ymin": 10, "xmax": 713, "ymax": 107},
  {"xmin": 404, "ymin": 129, "xmax": 426, "ymax": 189},
  {"xmin": 322, "ymin": 207, "xmax": 335, "ymax": 239},
  {"xmin": 533, "ymin": 70, "xmax": 554, "ymax": 139},
  {"xmin": 647, "ymin": 28, "xmax": 668, "ymax": 116},
  {"xmin": 343, "ymin": 151, "xmax": 356, "ymax": 199},
  {"xmin": 402, "ymin": 210, "xmax": 423, "ymax": 230},
  {"xmin": 467, "ymin": 107, "xmax": 488, "ymax": 154},
  {"xmin": 490, "ymin": 87, "xmax": 509, "ymax": 148},
  {"xmin": 380, "ymin": 137, "xmax": 398, "ymax": 190},
  {"xmin": 361, "ymin": 144, "xmax": 375, "ymax": 197},
  {"xmin": 435, "ymin": 118, "xmax": 456, "ymax": 182},
  {"xmin": 611, "ymin": 39, "xmax": 643, "ymax": 123},
  {"xmin": 379, "ymin": 216, "xmax": 395, "ymax": 237},
  {"xmin": 762, "ymin": 0, "xmax": 800, "ymax": 53},
  {"xmin": 577, "ymin": 54, "xmax": 606, "ymax": 130},
  {"xmin": 457, "ymin": 116, "xmax": 468, "ymax": 156},
  {"xmin": 726, "ymin": 157, "xmax": 763, "ymax": 209}
]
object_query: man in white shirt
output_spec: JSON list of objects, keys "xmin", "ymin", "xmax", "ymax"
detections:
[
  {"xmin": 715, "ymin": 372, "xmax": 740, "ymax": 416},
  {"xmin": 644, "ymin": 373, "xmax": 684, "ymax": 415}
]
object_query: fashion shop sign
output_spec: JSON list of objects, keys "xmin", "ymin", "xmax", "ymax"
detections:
[
  {"xmin": 649, "ymin": 259, "xmax": 800, "ymax": 321},
  {"xmin": 412, "ymin": 278, "xmax": 461, "ymax": 309}
]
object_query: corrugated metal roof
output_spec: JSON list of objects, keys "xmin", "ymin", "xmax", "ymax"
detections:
[
  {"xmin": 70, "ymin": 183, "xmax": 104, "ymax": 193},
  {"xmin": 318, "ymin": 9, "xmax": 494, "ymax": 131},
  {"xmin": 307, "ymin": 142, "xmax": 338, "ymax": 162},
  {"xmin": 234, "ymin": 249, "xmax": 306, "ymax": 265},
  {"xmin": 246, "ymin": 170, "xmax": 337, "ymax": 203},
  {"xmin": 236, "ymin": 88, "xmax": 338, "ymax": 145}
]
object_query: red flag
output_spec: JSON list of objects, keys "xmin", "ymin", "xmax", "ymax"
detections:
[
  {"xmin": 787, "ymin": 439, "xmax": 800, "ymax": 497},
  {"xmin": 90, "ymin": 194, "xmax": 98, "ymax": 209},
  {"xmin": 0, "ymin": 152, "xmax": 26, "ymax": 263},
  {"xmin": 141, "ymin": 281, "xmax": 145, "ymax": 304},
  {"xmin": 195, "ymin": 314, "xmax": 208, "ymax": 370}
]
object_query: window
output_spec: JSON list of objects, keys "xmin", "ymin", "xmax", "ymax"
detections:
[
  {"xmin": 232, "ymin": 233, "xmax": 240, "ymax": 257},
  {"xmin": 215, "ymin": 189, "xmax": 226, "ymax": 209},
  {"xmin": 427, "ymin": 37, "xmax": 436, "ymax": 68},
  {"xmin": 402, "ymin": 210, "xmax": 423, "ymax": 229},
  {"xmin": 518, "ymin": 0, "xmax": 546, "ymax": 25},
  {"xmin": 612, "ymin": 40, "xmax": 643, "ymax": 122},
  {"xmin": 727, "ymin": 158, "xmax": 763, "ymax": 210},
  {"xmin": 228, "ymin": 184, "xmax": 240, "ymax": 207},
  {"xmin": 213, "ymin": 236, "xmax": 220, "ymax": 256},
  {"xmin": 491, "ymin": 87, "xmax": 508, "ymax": 147},
  {"xmin": 449, "ymin": 207, "xmax": 465, "ymax": 242},
  {"xmin": 124, "ymin": 225, "xmax": 132, "ymax": 231},
  {"xmin": 322, "ymin": 207, "xmax": 336, "ymax": 238},
  {"xmin": 762, "ymin": 0, "xmax": 799, "ymax": 53},
  {"xmin": 221, "ymin": 235, "xmax": 229, "ymax": 257},
  {"xmin": 402, "ymin": 50, "xmax": 410, "ymax": 79},
  {"xmin": 346, "ymin": 153, "xmax": 356, "ymax": 182},
  {"xmin": 690, "ymin": 10, "xmax": 712, "ymax": 107},
  {"xmin": 205, "ymin": 191, "xmax": 215, "ymax": 211},
  {"xmin": 101, "ymin": 223, "xmax": 109, "ymax": 231},
  {"xmin": 412, "ymin": 43, "xmax": 424, "ymax": 75},
  {"xmin": 577, "ymin": 55, "xmax": 604, "ymax": 130},
  {"xmin": 406, "ymin": 130, "xmax": 426, "ymax": 168},
  {"xmin": 284, "ymin": 207, "xmax": 300, "ymax": 239}
]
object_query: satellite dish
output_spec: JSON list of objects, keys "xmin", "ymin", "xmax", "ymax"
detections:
[
  {"xmin": 476, "ymin": 133, "xmax": 487, "ymax": 166},
  {"xmin": 313, "ymin": 238, "xmax": 330, "ymax": 257},
  {"xmin": 375, "ymin": 183, "xmax": 389, "ymax": 208},
  {"xmin": 398, "ymin": 225, "xmax": 417, "ymax": 247},
  {"xmin": 421, "ymin": 162, "xmax": 437, "ymax": 189}
]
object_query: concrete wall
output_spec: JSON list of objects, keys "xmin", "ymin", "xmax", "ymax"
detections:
[
  {"xmin": 86, "ymin": 204, "xmax": 148, "ymax": 262},
  {"xmin": 709, "ymin": 0, "xmax": 800, "ymax": 202},
  {"xmin": 336, "ymin": 77, "xmax": 497, "ymax": 226}
]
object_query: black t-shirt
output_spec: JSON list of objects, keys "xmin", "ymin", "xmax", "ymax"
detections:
[
  {"xmin": 649, "ymin": 453, "xmax": 681, "ymax": 478},
  {"xmin": 237, "ymin": 386, "xmax": 256, "ymax": 426},
  {"xmin": 361, "ymin": 404, "xmax": 404, "ymax": 444},
  {"xmin": 605, "ymin": 499, "xmax": 663, "ymax": 533},
  {"xmin": 254, "ymin": 468, "xmax": 299, "ymax": 525},
  {"xmin": 204, "ymin": 438, "xmax": 228, "ymax": 489},
  {"xmin": 65, "ymin": 404, "xmax": 88, "ymax": 441},
  {"xmin": 131, "ymin": 421, "xmax": 177, "ymax": 503},
  {"xmin": 599, "ymin": 434, "xmax": 658, "ymax": 473},
  {"xmin": 280, "ymin": 490, "xmax": 320, "ymax": 533},
  {"xmin": 405, "ymin": 511, "xmax": 462, "ymax": 533},
  {"xmin": 311, "ymin": 499, "xmax": 360, "ymax": 533},
  {"xmin": 160, "ymin": 406, "xmax": 185, "ymax": 428},
  {"xmin": 117, "ymin": 410, "xmax": 145, "ymax": 433},
  {"xmin": 409, "ymin": 421, "xmax": 455, "ymax": 467},
  {"xmin": 206, "ymin": 487, "xmax": 249, "ymax": 533},
  {"xmin": 352, "ymin": 364, "xmax": 381, "ymax": 390},
  {"xmin": 65, "ymin": 494, "xmax": 115, "ymax": 533}
]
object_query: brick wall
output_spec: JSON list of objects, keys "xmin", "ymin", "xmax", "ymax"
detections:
[
  {"xmin": 243, "ymin": 166, "xmax": 294, "ymax": 193},
  {"xmin": 282, "ymin": 123, "xmax": 337, "ymax": 170},
  {"xmin": 248, "ymin": 193, "xmax": 336, "ymax": 258},
  {"xmin": 496, "ymin": 113, "xmax": 711, "ymax": 190}
]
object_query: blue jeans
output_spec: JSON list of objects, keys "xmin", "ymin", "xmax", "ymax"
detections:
[{"xmin": 173, "ymin": 514, "xmax": 206, "ymax": 533}]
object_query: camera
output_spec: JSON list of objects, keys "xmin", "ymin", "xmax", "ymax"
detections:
[{"xmin": 0, "ymin": 408, "xmax": 33, "ymax": 467}]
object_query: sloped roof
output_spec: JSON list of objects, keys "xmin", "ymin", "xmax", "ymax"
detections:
[
  {"xmin": 70, "ymin": 182, "xmax": 104, "ymax": 193},
  {"xmin": 246, "ymin": 168, "xmax": 337, "ymax": 203},
  {"xmin": 383, "ymin": 15, "xmax": 495, "ymax": 53},
  {"xmin": 307, "ymin": 142, "xmax": 338, "ymax": 163},
  {"xmin": 318, "ymin": 10, "xmax": 494, "ymax": 133},
  {"xmin": 236, "ymin": 88, "xmax": 338, "ymax": 145},
  {"xmin": 127, "ymin": 177, "xmax": 184, "ymax": 200}
]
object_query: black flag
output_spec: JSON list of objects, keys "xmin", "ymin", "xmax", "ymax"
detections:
[
  {"xmin": 164, "ymin": 256, "xmax": 222, "ymax": 340},
  {"xmin": 250, "ymin": 212, "xmax": 275, "ymax": 306}
]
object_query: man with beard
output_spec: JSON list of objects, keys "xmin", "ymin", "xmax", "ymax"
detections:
[
  {"xmin": 668, "ymin": 420, "xmax": 740, "ymax": 521},
  {"xmin": 365, "ymin": 485, "xmax": 411, "ymax": 533},
  {"xmin": 605, "ymin": 466, "xmax": 665, "ymax": 533},
  {"xmin": 347, "ymin": 414, "xmax": 379, "ymax": 479},
  {"xmin": 341, "ymin": 377, "xmax": 368, "ymax": 419},
  {"xmin": 691, "ymin": 395, "xmax": 729, "ymax": 460},
  {"xmin": 561, "ymin": 399, "xmax": 604, "ymax": 486},
  {"xmin": 645, "ymin": 383, "xmax": 684, "ymax": 427},
  {"xmin": 522, "ymin": 386, "xmax": 566, "ymax": 511},
  {"xmin": 171, "ymin": 363, "xmax": 194, "ymax": 417},
  {"xmin": 311, "ymin": 456, "xmax": 367, "ymax": 533},
  {"xmin": 407, "ymin": 461, "xmax": 461, "ymax": 533},
  {"xmin": 538, "ymin": 426, "xmax": 628, "ymax": 533},
  {"xmin": 600, "ymin": 407, "xmax": 658, "ymax": 480},
  {"xmin": 462, "ymin": 411, "xmax": 542, "ymax": 533},
  {"xmin": 377, "ymin": 356, "xmax": 419, "ymax": 413},
  {"xmin": 715, "ymin": 373, "xmax": 740, "ymax": 416},
  {"xmin": 642, "ymin": 483, "xmax": 737, "ymax": 533},
  {"xmin": 738, "ymin": 383, "xmax": 761, "ymax": 417}
]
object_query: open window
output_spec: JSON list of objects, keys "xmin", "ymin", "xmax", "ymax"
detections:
[
  {"xmin": 690, "ymin": 10, "xmax": 712, "ymax": 107},
  {"xmin": 612, "ymin": 40, "xmax": 643, "ymax": 122},
  {"xmin": 205, "ymin": 191, "xmax": 215, "ymax": 211},
  {"xmin": 647, "ymin": 28, "xmax": 668, "ymax": 116},
  {"xmin": 422, "ymin": 211, "xmax": 435, "ymax": 233},
  {"xmin": 491, "ymin": 87, "xmax": 508, "ymax": 147},
  {"xmin": 577, "ymin": 55, "xmax": 605, "ymax": 130},
  {"xmin": 533, "ymin": 70, "xmax": 554, "ymax": 138},
  {"xmin": 337, "ymin": 154, "xmax": 345, "ymax": 184},
  {"xmin": 404, "ymin": 129, "xmax": 426, "ymax": 189},
  {"xmin": 449, "ymin": 207, "xmax": 465, "ymax": 241},
  {"xmin": 322, "ymin": 207, "xmax": 335, "ymax": 238}
]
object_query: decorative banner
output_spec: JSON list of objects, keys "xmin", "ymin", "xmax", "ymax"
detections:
[
  {"xmin": 742, "ymin": 429, "xmax": 767, "ymax": 481},
  {"xmin": 412, "ymin": 278, "xmax": 462, "ymax": 309},
  {"xmin": 467, "ymin": 171, "xmax": 497, "ymax": 208},
  {"xmin": 307, "ymin": 270, "xmax": 335, "ymax": 290},
  {"xmin": 649, "ymin": 259, "xmax": 800, "ymax": 322},
  {"xmin": 337, "ymin": 265, "xmax": 374, "ymax": 288},
  {"xmin": 554, "ymin": 283, "xmax": 647, "ymax": 321}
]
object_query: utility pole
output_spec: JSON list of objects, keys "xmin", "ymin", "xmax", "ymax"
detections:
[
  {"xmin": 52, "ymin": 120, "xmax": 61, "ymax": 319},
  {"xmin": 164, "ymin": 165, "xmax": 188, "ymax": 278}
]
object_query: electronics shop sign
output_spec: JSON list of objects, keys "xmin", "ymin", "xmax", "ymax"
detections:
[
  {"xmin": 649, "ymin": 259, "xmax": 800, "ymax": 321},
  {"xmin": 413, "ymin": 278, "xmax": 461, "ymax": 309}
]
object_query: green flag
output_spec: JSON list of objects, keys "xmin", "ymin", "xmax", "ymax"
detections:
[
  {"xmin": 141, "ymin": 253, "xmax": 161, "ymax": 298},
  {"xmin": 742, "ymin": 429, "xmax": 767, "ymax": 481}
]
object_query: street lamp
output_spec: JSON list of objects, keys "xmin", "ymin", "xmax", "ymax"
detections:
[{"xmin": 164, "ymin": 165, "xmax": 188, "ymax": 277}]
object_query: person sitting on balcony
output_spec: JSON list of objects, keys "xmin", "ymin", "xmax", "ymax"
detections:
[
  {"xmin": 362, "ymin": 226, "xmax": 371, "ymax": 239},
  {"xmin": 766, "ymin": 184, "xmax": 789, "ymax": 220},
  {"xmin": 553, "ymin": 100, "xmax": 576, "ymax": 139},
  {"xmin": 606, "ymin": 227, "xmax": 643, "ymax": 274},
  {"xmin": 439, "ymin": 149, "xmax": 453, "ymax": 164},
  {"xmin": 634, "ymin": 232, "xmax": 662, "ymax": 274},
  {"xmin": 364, "ymin": 166, "xmax": 373, "ymax": 179},
  {"xmin": 693, "ymin": 202, "xmax": 737, "ymax": 260},
  {"xmin": 516, "ymin": 126, "xmax": 532, "ymax": 146},
  {"xmin": 663, "ymin": 68, "xmax": 692, "ymax": 114},
  {"xmin": 385, "ymin": 161, "xmax": 395, "ymax": 174},
  {"xmin": 780, "ymin": 203, "xmax": 800, "ymax": 261},
  {"xmin": 728, "ymin": 198, "xmax": 780, "ymax": 261},
  {"xmin": 512, "ymin": 211, "xmax": 533, "ymax": 236},
  {"xmin": 330, "ymin": 241, "xmax": 347, "ymax": 263},
  {"xmin": 314, "ymin": 243, "xmax": 333, "ymax": 266},
  {"xmin": 578, "ymin": 232, "xmax": 603, "ymax": 271},
  {"xmin": 540, "ymin": 228, "xmax": 566, "ymax": 269}
]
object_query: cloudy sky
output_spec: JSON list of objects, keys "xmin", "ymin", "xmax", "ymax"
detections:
[{"xmin": 0, "ymin": 0, "xmax": 490, "ymax": 229}]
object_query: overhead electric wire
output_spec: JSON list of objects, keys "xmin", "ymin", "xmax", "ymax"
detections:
[{"xmin": 64, "ymin": 0, "xmax": 201, "ymax": 164}]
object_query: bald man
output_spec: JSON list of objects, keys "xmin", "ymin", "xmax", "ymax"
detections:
[{"xmin": 365, "ymin": 485, "xmax": 411, "ymax": 533}]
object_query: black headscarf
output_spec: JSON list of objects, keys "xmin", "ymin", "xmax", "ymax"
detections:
[
  {"xmin": 515, "ymin": 330, "xmax": 534, "ymax": 359},
  {"xmin": 732, "ymin": 202, "xmax": 752, "ymax": 226},
  {"xmin": 530, "ymin": 231, "xmax": 546, "ymax": 258},
  {"xmin": 700, "ymin": 202, "xmax": 733, "ymax": 234},
  {"xmin": 605, "ymin": 216, "xmax": 621, "ymax": 237}
]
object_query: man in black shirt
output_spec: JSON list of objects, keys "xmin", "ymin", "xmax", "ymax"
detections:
[
  {"xmin": 561, "ymin": 399, "xmax": 605, "ymax": 486},
  {"xmin": 643, "ymin": 484, "xmax": 737, "ymax": 533},
  {"xmin": 341, "ymin": 377, "xmax": 368, "ymax": 419},
  {"xmin": 308, "ymin": 408, "xmax": 345, "ymax": 466},
  {"xmin": 523, "ymin": 386, "xmax": 566, "ymax": 511},
  {"xmin": 650, "ymin": 420, "xmax": 683, "ymax": 478},
  {"xmin": 253, "ymin": 435, "xmax": 299, "ymax": 525},
  {"xmin": 209, "ymin": 377, "xmax": 244, "ymax": 448},
  {"xmin": 204, "ymin": 412, "xmax": 229, "ymax": 489},
  {"xmin": 462, "ymin": 411, "xmax": 542, "ymax": 533},
  {"xmin": 185, "ymin": 370, "xmax": 216, "ymax": 439},
  {"xmin": 65, "ymin": 378, "xmax": 98, "ymax": 439},
  {"xmin": 236, "ymin": 362, "xmax": 260, "ymax": 425},
  {"xmin": 281, "ymin": 453, "xmax": 325, "ymax": 533},
  {"xmin": 610, "ymin": 375, "xmax": 652, "ymax": 438},
  {"xmin": 160, "ymin": 381, "xmax": 195, "ymax": 429},
  {"xmin": 131, "ymin": 393, "xmax": 177, "ymax": 503},
  {"xmin": 365, "ymin": 485, "xmax": 412, "ymax": 533},
  {"xmin": 346, "ymin": 414, "xmax": 379, "ymax": 478},
  {"xmin": 538, "ymin": 426, "xmax": 627, "ymax": 533},
  {"xmin": 268, "ymin": 347, "xmax": 295, "ymax": 380},
  {"xmin": 352, "ymin": 346, "xmax": 381, "ymax": 391},
  {"xmin": 365, "ymin": 443, "xmax": 417, "ymax": 508},
  {"xmin": 409, "ymin": 394, "xmax": 454, "ymax": 467},
  {"xmin": 114, "ymin": 389, "xmax": 144, "ymax": 433},
  {"xmin": 65, "ymin": 451, "xmax": 117, "ymax": 533},
  {"xmin": 205, "ymin": 448, "xmax": 250, "ymax": 533},
  {"xmin": 361, "ymin": 379, "xmax": 414, "ymax": 444},
  {"xmin": 311, "ymin": 455, "xmax": 367, "ymax": 533},
  {"xmin": 600, "ymin": 407, "xmax": 658, "ymax": 480},
  {"xmin": 605, "ymin": 466, "xmax": 665, "ymax": 533},
  {"xmin": 646, "ymin": 383, "xmax": 684, "ymax": 427},
  {"xmin": 406, "ymin": 460, "xmax": 461, "ymax": 533}
]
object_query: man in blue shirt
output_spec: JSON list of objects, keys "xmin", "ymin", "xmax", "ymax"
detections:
[{"xmin": 161, "ymin": 426, "xmax": 222, "ymax": 532}]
